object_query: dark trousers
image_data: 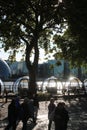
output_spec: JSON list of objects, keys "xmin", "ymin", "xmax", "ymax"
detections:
[
  {"xmin": 48, "ymin": 120, "xmax": 52, "ymax": 130},
  {"xmin": 5, "ymin": 121, "xmax": 17, "ymax": 130},
  {"xmin": 22, "ymin": 118, "xmax": 28, "ymax": 130},
  {"xmin": 54, "ymin": 122, "xmax": 67, "ymax": 130}
]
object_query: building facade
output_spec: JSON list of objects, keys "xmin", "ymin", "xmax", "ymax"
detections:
[
  {"xmin": 8, "ymin": 59, "xmax": 70, "ymax": 80},
  {"xmin": 4, "ymin": 59, "xmax": 87, "ymax": 81}
]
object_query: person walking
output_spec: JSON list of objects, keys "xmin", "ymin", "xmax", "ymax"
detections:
[
  {"xmin": 15, "ymin": 96, "xmax": 21, "ymax": 122},
  {"xmin": 48, "ymin": 98, "xmax": 56, "ymax": 130},
  {"xmin": 5, "ymin": 98, "xmax": 18, "ymax": 130},
  {"xmin": 54, "ymin": 102, "xmax": 69, "ymax": 130},
  {"xmin": 21, "ymin": 97, "xmax": 30, "ymax": 130}
]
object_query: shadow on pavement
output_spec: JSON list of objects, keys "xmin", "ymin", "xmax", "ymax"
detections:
[{"xmin": 0, "ymin": 118, "xmax": 8, "ymax": 128}]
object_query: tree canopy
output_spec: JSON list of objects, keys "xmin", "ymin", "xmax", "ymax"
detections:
[
  {"xmin": 52, "ymin": 0, "xmax": 87, "ymax": 68},
  {"xmin": 0, "ymin": 0, "xmax": 63, "ymax": 95},
  {"xmin": 62, "ymin": 0, "xmax": 87, "ymax": 62},
  {"xmin": 0, "ymin": 0, "xmax": 63, "ymax": 56}
]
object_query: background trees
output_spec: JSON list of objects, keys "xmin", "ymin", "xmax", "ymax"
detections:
[
  {"xmin": 53, "ymin": 0, "xmax": 87, "ymax": 74},
  {"xmin": 60, "ymin": 0, "xmax": 87, "ymax": 62}
]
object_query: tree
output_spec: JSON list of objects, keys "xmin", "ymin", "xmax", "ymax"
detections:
[
  {"xmin": 0, "ymin": 0, "xmax": 63, "ymax": 96},
  {"xmin": 62, "ymin": 0, "xmax": 87, "ymax": 61},
  {"xmin": 53, "ymin": 0, "xmax": 87, "ymax": 67},
  {"xmin": 53, "ymin": 30, "xmax": 82, "ymax": 65}
]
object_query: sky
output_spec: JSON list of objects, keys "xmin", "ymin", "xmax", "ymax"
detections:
[
  {"xmin": 0, "ymin": 48, "xmax": 54, "ymax": 63},
  {"xmin": 0, "ymin": 49, "xmax": 9, "ymax": 60},
  {"xmin": 0, "ymin": 48, "xmax": 43, "ymax": 62}
]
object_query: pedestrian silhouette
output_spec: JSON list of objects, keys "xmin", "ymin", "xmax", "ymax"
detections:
[
  {"xmin": 48, "ymin": 98, "xmax": 56, "ymax": 130},
  {"xmin": 54, "ymin": 102, "xmax": 69, "ymax": 130},
  {"xmin": 5, "ymin": 98, "xmax": 18, "ymax": 130}
]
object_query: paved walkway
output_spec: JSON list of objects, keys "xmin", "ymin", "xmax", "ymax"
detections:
[{"xmin": 0, "ymin": 97, "xmax": 87, "ymax": 130}]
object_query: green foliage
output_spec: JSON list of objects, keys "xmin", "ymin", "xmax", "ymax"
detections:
[
  {"xmin": 53, "ymin": 26, "xmax": 87, "ymax": 66},
  {"xmin": 56, "ymin": 60, "xmax": 61, "ymax": 66},
  {"xmin": 0, "ymin": 0, "xmax": 63, "ymax": 57},
  {"xmin": 51, "ymin": 0, "xmax": 87, "ymax": 68},
  {"xmin": 62, "ymin": 0, "xmax": 87, "ymax": 62}
]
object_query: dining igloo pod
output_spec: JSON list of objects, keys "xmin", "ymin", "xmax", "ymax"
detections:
[
  {"xmin": 12, "ymin": 76, "xmax": 29, "ymax": 96},
  {"xmin": 42, "ymin": 76, "xmax": 63, "ymax": 95},
  {"xmin": 63, "ymin": 76, "xmax": 83, "ymax": 95},
  {"xmin": 0, "ymin": 78, "xmax": 4, "ymax": 95},
  {"xmin": 83, "ymin": 79, "xmax": 87, "ymax": 94}
]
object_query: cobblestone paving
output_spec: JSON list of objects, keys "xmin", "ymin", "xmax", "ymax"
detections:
[{"xmin": 0, "ymin": 97, "xmax": 87, "ymax": 130}]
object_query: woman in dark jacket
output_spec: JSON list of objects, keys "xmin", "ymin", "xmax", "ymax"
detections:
[
  {"xmin": 5, "ymin": 98, "xmax": 18, "ymax": 130},
  {"xmin": 54, "ymin": 102, "xmax": 69, "ymax": 130}
]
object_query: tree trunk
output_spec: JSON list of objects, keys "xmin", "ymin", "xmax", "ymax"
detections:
[
  {"xmin": 25, "ymin": 37, "xmax": 39, "ymax": 98},
  {"xmin": 28, "ymin": 66, "xmax": 37, "ymax": 96},
  {"xmin": 78, "ymin": 66, "xmax": 82, "ymax": 80}
]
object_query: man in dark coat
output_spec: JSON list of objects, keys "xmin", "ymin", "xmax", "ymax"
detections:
[
  {"xmin": 21, "ymin": 97, "xmax": 30, "ymax": 130},
  {"xmin": 54, "ymin": 102, "xmax": 69, "ymax": 130}
]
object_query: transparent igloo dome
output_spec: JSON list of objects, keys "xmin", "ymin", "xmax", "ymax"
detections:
[
  {"xmin": 83, "ymin": 79, "xmax": 87, "ymax": 93},
  {"xmin": 64, "ymin": 76, "xmax": 82, "ymax": 95},
  {"xmin": 0, "ymin": 78, "xmax": 4, "ymax": 93},
  {"xmin": 42, "ymin": 76, "xmax": 63, "ymax": 94},
  {"xmin": 12, "ymin": 76, "xmax": 29, "ymax": 93},
  {"xmin": 0, "ymin": 59, "xmax": 11, "ymax": 80}
]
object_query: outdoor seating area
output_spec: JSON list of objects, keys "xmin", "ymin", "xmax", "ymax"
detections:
[
  {"xmin": 0, "ymin": 76, "xmax": 86, "ymax": 99},
  {"xmin": 41, "ymin": 76, "xmax": 84, "ymax": 96}
]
